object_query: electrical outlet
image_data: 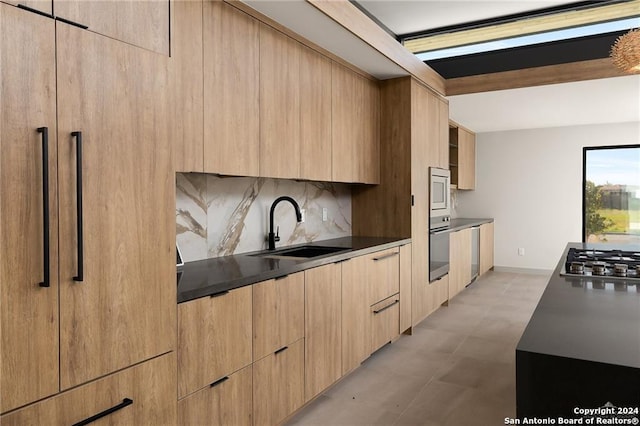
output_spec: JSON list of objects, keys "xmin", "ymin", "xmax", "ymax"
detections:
[
  {"xmin": 518, "ymin": 248, "xmax": 525, "ymax": 256},
  {"xmin": 322, "ymin": 208, "xmax": 328, "ymax": 222},
  {"xmin": 300, "ymin": 209, "xmax": 306, "ymax": 223}
]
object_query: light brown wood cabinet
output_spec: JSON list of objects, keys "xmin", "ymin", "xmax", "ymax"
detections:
[
  {"xmin": 260, "ymin": 23, "xmax": 301, "ymax": 179},
  {"xmin": 332, "ymin": 62, "xmax": 380, "ymax": 184},
  {"xmin": 304, "ymin": 264, "xmax": 342, "ymax": 401},
  {"xmin": 352, "ymin": 77, "xmax": 450, "ymax": 329},
  {"xmin": 1, "ymin": 6, "xmax": 175, "ymax": 412},
  {"xmin": 253, "ymin": 338, "xmax": 305, "ymax": 426},
  {"xmin": 300, "ymin": 45, "xmax": 332, "ymax": 181},
  {"xmin": 253, "ymin": 272, "xmax": 305, "ymax": 361},
  {"xmin": 341, "ymin": 257, "xmax": 371, "ymax": 374},
  {"xmin": 449, "ymin": 228, "xmax": 473, "ymax": 299},
  {"xmin": 371, "ymin": 295, "xmax": 400, "ymax": 353},
  {"xmin": 178, "ymin": 286, "xmax": 253, "ymax": 399},
  {"xmin": 203, "ymin": 0, "xmax": 260, "ymax": 176},
  {"xmin": 178, "ymin": 365, "xmax": 253, "ymax": 426},
  {"xmin": 2, "ymin": 353, "xmax": 177, "ymax": 425},
  {"xmin": 367, "ymin": 248, "xmax": 401, "ymax": 305},
  {"xmin": 480, "ymin": 222, "xmax": 495, "ymax": 275},
  {"xmin": 450, "ymin": 124, "xmax": 476, "ymax": 190},
  {"xmin": 171, "ymin": 0, "xmax": 204, "ymax": 172}
]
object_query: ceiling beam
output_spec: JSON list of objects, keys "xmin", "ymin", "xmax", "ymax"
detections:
[
  {"xmin": 446, "ymin": 58, "xmax": 628, "ymax": 95},
  {"xmin": 404, "ymin": 0, "xmax": 640, "ymax": 54}
]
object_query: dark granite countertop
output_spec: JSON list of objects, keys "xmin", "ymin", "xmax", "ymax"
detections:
[
  {"xmin": 434, "ymin": 218, "xmax": 493, "ymax": 234},
  {"xmin": 517, "ymin": 242, "xmax": 640, "ymax": 369},
  {"xmin": 177, "ymin": 236, "xmax": 411, "ymax": 303}
]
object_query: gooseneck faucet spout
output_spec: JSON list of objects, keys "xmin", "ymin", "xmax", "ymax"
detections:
[{"xmin": 268, "ymin": 196, "xmax": 302, "ymax": 250}]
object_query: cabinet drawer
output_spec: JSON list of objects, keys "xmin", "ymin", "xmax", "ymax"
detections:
[
  {"xmin": 371, "ymin": 295, "xmax": 400, "ymax": 354},
  {"xmin": 367, "ymin": 248, "xmax": 400, "ymax": 305},
  {"xmin": 178, "ymin": 286, "xmax": 252, "ymax": 398},
  {"xmin": 253, "ymin": 272, "xmax": 304, "ymax": 361},
  {"xmin": 178, "ymin": 365, "xmax": 252, "ymax": 426},
  {"xmin": 2, "ymin": 352, "xmax": 176, "ymax": 425},
  {"xmin": 253, "ymin": 338, "xmax": 304, "ymax": 426}
]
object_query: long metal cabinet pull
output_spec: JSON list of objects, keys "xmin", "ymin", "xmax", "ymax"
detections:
[
  {"xmin": 72, "ymin": 131, "xmax": 84, "ymax": 282},
  {"xmin": 71, "ymin": 398, "xmax": 133, "ymax": 426},
  {"xmin": 373, "ymin": 299, "xmax": 399, "ymax": 314},
  {"xmin": 372, "ymin": 252, "xmax": 399, "ymax": 261},
  {"xmin": 38, "ymin": 127, "xmax": 50, "ymax": 288}
]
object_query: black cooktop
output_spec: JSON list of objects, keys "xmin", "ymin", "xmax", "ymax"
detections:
[{"xmin": 562, "ymin": 248, "xmax": 640, "ymax": 281}]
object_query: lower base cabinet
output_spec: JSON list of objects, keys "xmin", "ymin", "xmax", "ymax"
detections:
[
  {"xmin": 1, "ymin": 352, "xmax": 176, "ymax": 425},
  {"xmin": 371, "ymin": 294, "xmax": 400, "ymax": 353},
  {"xmin": 178, "ymin": 365, "xmax": 253, "ymax": 426},
  {"xmin": 253, "ymin": 338, "xmax": 305, "ymax": 426}
]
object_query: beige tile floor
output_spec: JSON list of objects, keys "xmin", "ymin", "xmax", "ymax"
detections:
[{"xmin": 286, "ymin": 270, "xmax": 550, "ymax": 426}]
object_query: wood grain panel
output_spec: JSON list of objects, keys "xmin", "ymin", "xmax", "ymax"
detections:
[
  {"xmin": 458, "ymin": 128, "xmax": 476, "ymax": 190},
  {"xmin": 178, "ymin": 365, "xmax": 252, "ymax": 426},
  {"xmin": 438, "ymin": 98, "xmax": 450, "ymax": 169},
  {"xmin": 370, "ymin": 295, "xmax": 400, "ymax": 354},
  {"xmin": 253, "ymin": 273, "xmax": 305, "ymax": 361},
  {"xmin": 331, "ymin": 61, "xmax": 357, "ymax": 183},
  {"xmin": 300, "ymin": 45, "xmax": 332, "ymax": 181},
  {"xmin": 2, "ymin": 0, "xmax": 51, "ymax": 14},
  {"xmin": 253, "ymin": 338, "xmax": 304, "ymax": 426},
  {"xmin": 171, "ymin": 0, "xmax": 204, "ymax": 172},
  {"xmin": 57, "ymin": 23, "xmax": 175, "ymax": 390},
  {"xmin": 480, "ymin": 222, "xmax": 495, "ymax": 275},
  {"xmin": 259, "ymin": 24, "xmax": 301, "ymax": 179},
  {"xmin": 2, "ymin": 353, "xmax": 177, "ymax": 425},
  {"xmin": 399, "ymin": 244, "xmax": 412, "ymax": 334},
  {"xmin": 358, "ymin": 77, "xmax": 381, "ymax": 184},
  {"xmin": 203, "ymin": 1, "xmax": 260, "ymax": 176},
  {"xmin": 178, "ymin": 286, "xmax": 252, "ymax": 399},
  {"xmin": 304, "ymin": 264, "xmax": 342, "ymax": 401},
  {"xmin": 0, "ymin": 4, "xmax": 58, "ymax": 412},
  {"xmin": 368, "ymin": 248, "xmax": 400, "ymax": 306},
  {"xmin": 341, "ymin": 257, "xmax": 371, "ymax": 374},
  {"xmin": 55, "ymin": 0, "xmax": 170, "ymax": 55},
  {"xmin": 446, "ymin": 58, "xmax": 627, "ymax": 95}
]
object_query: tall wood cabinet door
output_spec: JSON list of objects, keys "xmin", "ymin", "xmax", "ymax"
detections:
[
  {"xmin": 300, "ymin": 46, "xmax": 332, "ymax": 181},
  {"xmin": 203, "ymin": 1, "xmax": 259, "ymax": 176},
  {"xmin": 480, "ymin": 222, "xmax": 494, "ymax": 275},
  {"xmin": 0, "ymin": 5, "xmax": 58, "ymax": 413},
  {"xmin": 358, "ymin": 78, "xmax": 381, "ymax": 184},
  {"xmin": 2, "ymin": 352, "xmax": 177, "ymax": 426},
  {"xmin": 341, "ymin": 257, "xmax": 371, "ymax": 374},
  {"xmin": 253, "ymin": 273, "xmax": 305, "ymax": 361},
  {"xmin": 253, "ymin": 338, "xmax": 305, "ymax": 426},
  {"xmin": 178, "ymin": 286, "xmax": 252, "ymax": 399},
  {"xmin": 410, "ymin": 81, "xmax": 431, "ymax": 325},
  {"xmin": 171, "ymin": 0, "xmax": 204, "ymax": 172},
  {"xmin": 178, "ymin": 365, "xmax": 253, "ymax": 426},
  {"xmin": 305, "ymin": 264, "xmax": 342, "ymax": 401},
  {"xmin": 54, "ymin": 0, "xmax": 170, "ymax": 55},
  {"xmin": 56, "ymin": 24, "xmax": 175, "ymax": 390},
  {"xmin": 260, "ymin": 24, "xmax": 301, "ymax": 179},
  {"xmin": 331, "ymin": 62, "xmax": 357, "ymax": 183}
]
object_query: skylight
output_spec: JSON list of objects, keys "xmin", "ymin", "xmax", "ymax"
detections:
[{"xmin": 416, "ymin": 17, "xmax": 640, "ymax": 61}]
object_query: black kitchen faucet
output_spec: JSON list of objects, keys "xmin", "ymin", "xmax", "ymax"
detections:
[{"xmin": 268, "ymin": 196, "xmax": 302, "ymax": 250}]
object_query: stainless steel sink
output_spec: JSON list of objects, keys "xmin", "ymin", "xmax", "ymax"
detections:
[{"xmin": 251, "ymin": 245, "xmax": 349, "ymax": 259}]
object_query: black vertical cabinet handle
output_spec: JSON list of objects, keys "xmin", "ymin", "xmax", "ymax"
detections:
[
  {"xmin": 72, "ymin": 131, "xmax": 84, "ymax": 282},
  {"xmin": 38, "ymin": 127, "xmax": 50, "ymax": 288},
  {"xmin": 71, "ymin": 398, "xmax": 133, "ymax": 426}
]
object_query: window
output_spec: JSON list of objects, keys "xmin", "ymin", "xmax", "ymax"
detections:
[{"xmin": 583, "ymin": 145, "xmax": 640, "ymax": 244}]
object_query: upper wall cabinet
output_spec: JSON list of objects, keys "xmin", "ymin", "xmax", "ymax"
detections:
[
  {"xmin": 54, "ymin": 0, "xmax": 169, "ymax": 55},
  {"xmin": 203, "ymin": 1, "xmax": 260, "ymax": 177},
  {"xmin": 259, "ymin": 24, "xmax": 302, "ymax": 179},
  {"xmin": 171, "ymin": 0, "xmax": 204, "ymax": 173},
  {"xmin": 332, "ymin": 62, "xmax": 380, "ymax": 184},
  {"xmin": 300, "ymin": 46, "xmax": 332, "ymax": 182},
  {"xmin": 449, "ymin": 124, "xmax": 476, "ymax": 190}
]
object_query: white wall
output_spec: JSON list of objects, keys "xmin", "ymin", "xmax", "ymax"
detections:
[{"xmin": 455, "ymin": 122, "xmax": 640, "ymax": 271}]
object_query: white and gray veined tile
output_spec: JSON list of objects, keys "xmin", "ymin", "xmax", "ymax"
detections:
[{"xmin": 176, "ymin": 173, "xmax": 208, "ymax": 262}]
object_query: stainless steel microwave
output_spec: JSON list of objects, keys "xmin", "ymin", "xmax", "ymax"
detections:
[{"xmin": 429, "ymin": 167, "xmax": 451, "ymax": 230}]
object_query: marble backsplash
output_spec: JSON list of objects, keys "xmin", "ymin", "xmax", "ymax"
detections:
[{"xmin": 176, "ymin": 173, "xmax": 352, "ymax": 262}]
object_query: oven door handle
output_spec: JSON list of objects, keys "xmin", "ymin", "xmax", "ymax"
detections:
[{"xmin": 431, "ymin": 228, "xmax": 451, "ymax": 235}]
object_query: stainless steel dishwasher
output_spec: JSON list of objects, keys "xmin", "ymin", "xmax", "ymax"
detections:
[{"xmin": 471, "ymin": 226, "xmax": 480, "ymax": 282}]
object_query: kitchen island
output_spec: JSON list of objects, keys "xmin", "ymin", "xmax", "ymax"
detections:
[{"xmin": 516, "ymin": 242, "xmax": 640, "ymax": 420}]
